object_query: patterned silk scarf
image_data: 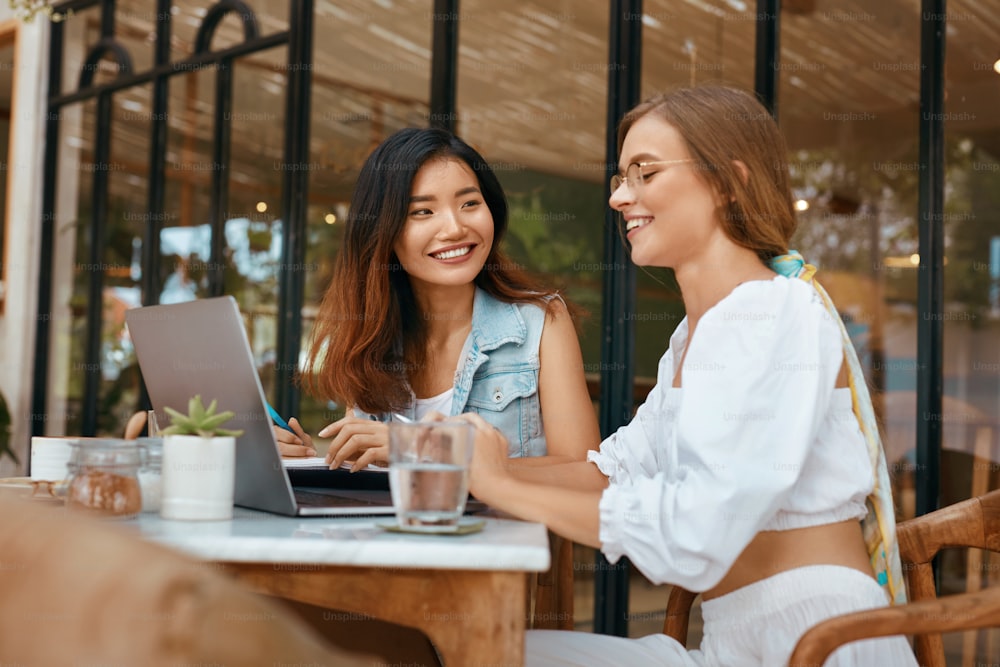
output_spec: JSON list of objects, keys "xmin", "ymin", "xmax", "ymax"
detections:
[{"xmin": 769, "ymin": 250, "xmax": 907, "ymax": 605}]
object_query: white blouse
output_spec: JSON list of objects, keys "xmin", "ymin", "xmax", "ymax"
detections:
[{"xmin": 589, "ymin": 276, "xmax": 872, "ymax": 591}]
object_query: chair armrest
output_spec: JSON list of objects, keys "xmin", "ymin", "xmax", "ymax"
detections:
[
  {"xmin": 788, "ymin": 587, "xmax": 1000, "ymax": 667},
  {"xmin": 663, "ymin": 586, "xmax": 698, "ymax": 644}
]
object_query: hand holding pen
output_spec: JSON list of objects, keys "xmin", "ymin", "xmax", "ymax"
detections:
[{"xmin": 267, "ymin": 402, "xmax": 316, "ymax": 458}]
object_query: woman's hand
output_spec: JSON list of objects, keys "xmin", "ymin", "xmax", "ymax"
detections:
[
  {"xmin": 275, "ymin": 418, "xmax": 316, "ymax": 458},
  {"xmin": 320, "ymin": 416, "xmax": 389, "ymax": 471},
  {"xmin": 451, "ymin": 412, "xmax": 512, "ymax": 502}
]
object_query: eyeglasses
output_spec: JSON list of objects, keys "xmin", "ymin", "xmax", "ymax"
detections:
[{"xmin": 610, "ymin": 159, "xmax": 695, "ymax": 194}]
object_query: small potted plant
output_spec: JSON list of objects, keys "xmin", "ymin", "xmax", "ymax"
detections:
[{"xmin": 160, "ymin": 395, "xmax": 243, "ymax": 521}]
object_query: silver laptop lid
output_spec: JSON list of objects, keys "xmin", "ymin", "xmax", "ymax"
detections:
[{"xmin": 126, "ymin": 296, "xmax": 299, "ymax": 515}]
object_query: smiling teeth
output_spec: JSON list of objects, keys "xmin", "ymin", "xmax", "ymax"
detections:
[
  {"xmin": 626, "ymin": 218, "xmax": 652, "ymax": 231},
  {"xmin": 432, "ymin": 246, "xmax": 472, "ymax": 260}
]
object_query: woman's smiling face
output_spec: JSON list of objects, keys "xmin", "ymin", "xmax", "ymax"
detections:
[
  {"xmin": 393, "ymin": 157, "xmax": 494, "ymax": 291},
  {"xmin": 609, "ymin": 114, "xmax": 723, "ymax": 269}
]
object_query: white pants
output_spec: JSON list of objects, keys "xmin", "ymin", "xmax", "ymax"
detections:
[{"xmin": 526, "ymin": 565, "xmax": 917, "ymax": 666}]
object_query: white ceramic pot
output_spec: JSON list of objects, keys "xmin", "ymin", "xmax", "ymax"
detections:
[{"xmin": 160, "ymin": 435, "xmax": 235, "ymax": 520}]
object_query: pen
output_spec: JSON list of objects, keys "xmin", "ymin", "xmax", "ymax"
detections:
[{"xmin": 266, "ymin": 401, "xmax": 295, "ymax": 433}]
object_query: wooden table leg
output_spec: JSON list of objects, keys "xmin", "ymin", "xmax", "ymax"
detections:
[{"xmin": 221, "ymin": 563, "xmax": 527, "ymax": 666}]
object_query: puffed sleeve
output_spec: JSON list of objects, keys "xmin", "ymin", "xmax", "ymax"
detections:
[
  {"xmin": 598, "ymin": 278, "xmax": 843, "ymax": 590},
  {"xmin": 587, "ymin": 347, "xmax": 677, "ymax": 484}
]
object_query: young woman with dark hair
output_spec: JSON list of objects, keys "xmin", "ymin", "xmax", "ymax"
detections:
[{"xmin": 276, "ymin": 127, "xmax": 599, "ymax": 470}]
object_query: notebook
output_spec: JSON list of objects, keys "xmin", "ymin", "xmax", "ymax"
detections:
[{"xmin": 125, "ymin": 296, "xmax": 396, "ymax": 517}]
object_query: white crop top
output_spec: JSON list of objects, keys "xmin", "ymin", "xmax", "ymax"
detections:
[{"xmin": 588, "ymin": 276, "xmax": 873, "ymax": 592}]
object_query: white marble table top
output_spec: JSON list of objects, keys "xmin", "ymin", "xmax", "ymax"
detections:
[{"xmin": 123, "ymin": 507, "xmax": 551, "ymax": 572}]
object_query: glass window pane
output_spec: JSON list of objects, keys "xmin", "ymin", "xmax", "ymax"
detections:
[
  {"xmin": 298, "ymin": 0, "xmax": 434, "ymax": 429},
  {"xmin": 940, "ymin": 0, "xmax": 1000, "ymax": 662},
  {"xmin": 163, "ymin": 68, "xmax": 217, "ymax": 306},
  {"xmin": 49, "ymin": 90, "xmax": 152, "ymax": 437},
  {"xmin": 114, "ymin": 0, "xmax": 157, "ymax": 73},
  {"xmin": 780, "ymin": 3, "xmax": 921, "ymax": 533},
  {"xmin": 641, "ymin": 0, "xmax": 756, "ymax": 97},
  {"xmin": 47, "ymin": 102, "xmax": 85, "ymax": 434},
  {"xmin": 633, "ymin": 2, "xmax": 756, "ymax": 385},
  {"xmin": 229, "ymin": 47, "xmax": 288, "ymax": 401},
  {"xmin": 160, "ymin": 48, "xmax": 289, "ymax": 401},
  {"xmin": 314, "ymin": 0, "xmax": 432, "ymax": 103},
  {"xmin": 456, "ymin": 0, "xmax": 609, "ymax": 635},
  {"xmin": 627, "ymin": 0, "xmax": 757, "ymax": 638},
  {"xmin": 171, "ymin": 0, "xmax": 289, "ymax": 61},
  {"xmin": 59, "ymin": 5, "xmax": 102, "ymax": 96},
  {"xmin": 456, "ymin": 0, "xmax": 608, "ymax": 371}
]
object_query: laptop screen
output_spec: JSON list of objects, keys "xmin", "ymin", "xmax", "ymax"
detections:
[{"xmin": 126, "ymin": 296, "xmax": 303, "ymax": 516}]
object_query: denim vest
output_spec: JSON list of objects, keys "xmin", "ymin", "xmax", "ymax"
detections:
[{"xmin": 354, "ymin": 288, "xmax": 547, "ymax": 457}]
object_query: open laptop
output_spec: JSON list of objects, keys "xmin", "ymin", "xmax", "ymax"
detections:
[{"xmin": 125, "ymin": 296, "xmax": 396, "ymax": 517}]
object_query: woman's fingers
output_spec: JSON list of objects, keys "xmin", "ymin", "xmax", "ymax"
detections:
[
  {"xmin": 274, "ymin": 425, "xmax": 302, "ymax": 446},
  {"xmin": 329, "ymin": 434, "xmax": 388, "ymax": 469},
  {"xmin": 453, "ymin": 413, "xmax": 507, "ymax": 451},
  {"xmin": 449, "ymin": 414, "xmax": 509, "ymax": 495},
  {"xmin": 278, "ymin": 440, "xmax": 316, "ymax": 457},
  {"xmin": 321, "ymin": 417, "xmax": 364, "ymax": 463},
  {"xmin": 349, "ymin": 447, "xmax": 386, "ymax": 473},
  {"xmin": 318, "ymin": 414, "xmax": 366, "ymax": 438},
  {"xmin": 287, "ymin": 417, "xmax": 315, "ymax": 454},
  {"xmin": 324, "ymin": 421, "xmax": 390, "ymax": 468},
  {"xmin": 452, "ymin": 412, "xmax": 494, "ymax": 432}
]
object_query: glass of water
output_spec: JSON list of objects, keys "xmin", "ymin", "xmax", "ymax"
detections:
[{"xmin": 387, "ymin": 421, "xmax": 475, "ymax": 531}]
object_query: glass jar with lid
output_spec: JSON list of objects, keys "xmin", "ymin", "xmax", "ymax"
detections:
[{"xmin": 65, "ymin": 439, "xmax": 143, "ymax": 517}]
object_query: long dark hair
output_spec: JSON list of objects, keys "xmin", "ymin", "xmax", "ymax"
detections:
[{"xmin": 307, "ymin": 127, "xmax": 563, "ymax": 414}]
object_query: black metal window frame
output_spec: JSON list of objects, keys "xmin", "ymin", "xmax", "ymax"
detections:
[{"xmin": 32, "ymin": 0, "xmax": 314, "ymax": 437}]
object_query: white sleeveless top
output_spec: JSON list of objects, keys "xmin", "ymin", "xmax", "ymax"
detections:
[{"xmin": 411, "ymin": 388, "xmax": 455, "ymax": 421}]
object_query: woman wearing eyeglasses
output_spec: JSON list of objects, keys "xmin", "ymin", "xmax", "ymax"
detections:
[
  {"xmin": 456, "ymin": 86, "xmax": 917, "ymax": 666},
  {"xmin": 276, "ymin": 127, "xmax": 599, "ymax": 471}
]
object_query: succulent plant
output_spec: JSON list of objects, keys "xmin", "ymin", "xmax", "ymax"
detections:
[{"xmin": 161, "ymin": 395, "xmax": 244, "ymax": 438}]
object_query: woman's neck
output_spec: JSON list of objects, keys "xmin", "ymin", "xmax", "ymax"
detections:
[
  {"xmin": 412, "ymin": 282, "xmax": 476, "ymax": 345},
  {"xmin": 407, "ymin": 282, "xmax": 475, "ymax": 398},
  {"xmin": 674, "ymin": 245, "xmax": 774, "ymax": 331}
]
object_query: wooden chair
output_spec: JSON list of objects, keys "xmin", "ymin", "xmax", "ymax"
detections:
[
  {"xmin": 528, "ymin": 531, "xmax": 575, "ymax": 630},
  {"xmin": 663, "ymin": 489, "xmax": 1000, "ymax": 666}
]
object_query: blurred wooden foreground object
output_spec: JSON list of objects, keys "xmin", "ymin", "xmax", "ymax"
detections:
[
  {"xmin": 0, "ymin": 490, "xmax": 374, "ymax": 665},
  {"xmin": 663, "ymin": 489, "xmax": 1000, "ymax": 667}
]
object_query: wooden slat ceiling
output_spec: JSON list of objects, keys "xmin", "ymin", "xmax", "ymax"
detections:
[{"xmin": 66, "ymin": 0, "xmax": 999, "ymax": 210}]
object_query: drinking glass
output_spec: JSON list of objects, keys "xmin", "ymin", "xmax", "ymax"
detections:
[{"xmin": 387, "ymin": 421, "xmax": 474, "ymax": 531}]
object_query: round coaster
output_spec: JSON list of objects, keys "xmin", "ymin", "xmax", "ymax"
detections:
[{"xmin": 376, "ymin": 517, "xmax": 486, "ymax": 535}]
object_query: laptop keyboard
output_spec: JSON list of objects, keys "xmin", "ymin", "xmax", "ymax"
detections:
[{"xmin": 293, "ymin": 488, "xmax": 390, "ymax": 508}]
